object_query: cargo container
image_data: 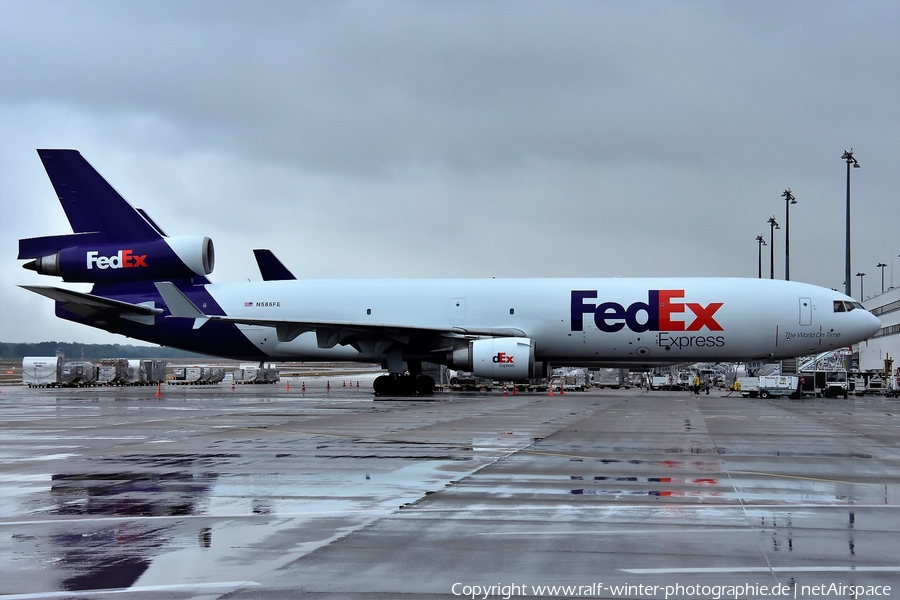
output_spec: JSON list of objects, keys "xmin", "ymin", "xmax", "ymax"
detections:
[
  {"xmin": 98, "ymin": 358, "xmax": 129, "ymax": 386},
  {"xmin": 170, "ymin": 365, "xmax": 223, "ymax": 384},
  {"xmin": 592, "ymin": 368, "xmax": 626, "ymax": 388},
  {"xmin": 233, "ymin": 363, "xmax": 280, "ymax": 384},
  {"xmin": 123, "ymin": 359, "xmax": 167, "ymax": 385},
  {"xmin": 143, "ymin": 360, "xmax": 167, "ymax": 385},
  {"xmin": 170, "ymin": 366, "xmax": 203, "ymax": 384},
  {"xmin": 22, "ymin": 356, "xmax": 61, "ymax": 387},
  {"xmin": 200, "ymin": 367, "xmax": 225, "ymax": 384},
  {"xmin": 60, "ymin": 361, "xmax": 97, "ymax": 386}
]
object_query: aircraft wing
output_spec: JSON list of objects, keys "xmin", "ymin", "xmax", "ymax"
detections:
[
  {"xmin": 154, "ymin": 282, "xmax": 524, "ymax": 349},
  {"xmin": 21, "ymin": 285, "xmax": 163, "ymax": 325}
]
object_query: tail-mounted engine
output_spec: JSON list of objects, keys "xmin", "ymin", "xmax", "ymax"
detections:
[
  {"xmin": 450, "ymin": 337, "xmax": 536, "ymax": 380},
  {"xmin": 19, "ymin": 235, "xmax": 215, "ymax": 283}
]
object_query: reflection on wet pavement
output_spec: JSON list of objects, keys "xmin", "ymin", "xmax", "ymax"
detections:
[{"xmin": 1, "ymin": 384, "xmax": 898, "ymax": 598}]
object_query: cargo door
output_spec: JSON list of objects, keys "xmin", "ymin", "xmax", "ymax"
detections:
[
  {"xmin": 450, "ymin": 298, "xmax": 466, "ymax": 326},
  {"xmin": 799, "ymin": 297, "xmax": 812, "ymax": 326}
]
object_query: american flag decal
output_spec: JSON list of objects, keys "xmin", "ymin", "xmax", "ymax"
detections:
[{"xmin": 243, "ymin": 301, "xmax": 253, "ymax": 307}]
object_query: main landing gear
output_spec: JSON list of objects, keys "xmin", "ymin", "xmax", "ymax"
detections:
[{"xmin": 373, "ymin": 374, "xmax": 435, "ymax": 397}]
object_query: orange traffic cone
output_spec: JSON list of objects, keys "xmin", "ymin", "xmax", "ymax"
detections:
[
  {"xmin": 326, "ymin": 381, "xmax": 331, "ymax": 391},
  {"xmin": 301, "ymin": 381, "xmax": 306, "ymax": 392},
  {"xmin": 286, "ymin": 380, "xmax": 290, "ymax": 391},
  {"xmin": 155, "ymin": 383, "xmax": 162, "ymax": 397}
]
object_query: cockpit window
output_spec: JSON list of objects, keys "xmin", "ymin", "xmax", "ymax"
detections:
[
  {"xmin": 850, "ymin": 302, "xmax": 864, "ymax": 310},
  {"xmin": 834, "ymin": 300, "xmax": 858, "ymax": 312},
  {"xmin": 834, "ymin": 301, "xmax": 845, "ymax": 312}
]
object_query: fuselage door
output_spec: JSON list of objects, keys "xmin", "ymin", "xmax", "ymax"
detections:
[
  {"xmin": 799, "ymin": 297, "xmax": 812, "ymax": 326},
  {"xmin": 451, "ymin": 298, "xmax": 466, "ymax": 326}
]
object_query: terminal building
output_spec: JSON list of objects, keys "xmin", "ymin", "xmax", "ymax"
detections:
[{"xmin": 860, "ymin": 284, "xmax": 900, "ymax": 373}]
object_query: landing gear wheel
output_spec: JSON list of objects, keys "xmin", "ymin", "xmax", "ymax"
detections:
[
  {"xmin": 416, "ymin": 375, "xmax": 435, "ymax": 395},
  {"xmin": 373, "ymin": 375, "xmax": 392, "ymax": 395},
  {"xmin": 373, "ymin": 374, "xmax": 433, "ymax": 397}
]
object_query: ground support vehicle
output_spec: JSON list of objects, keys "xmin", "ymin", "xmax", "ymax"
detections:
[
  {"xmin": 799, "ymin": 370, "xmax": 851, "ymax": 398},
  {"xmin": 887, "ymin": 371, "xmax": 900, "ymax": 398},
  {"xmin": 852, "ymin": 372, "xmax": 887, "ymax": 396},
  {"xmin": 649, "ymin": 372, "xmax": 693, "ymax": 391},
  {"xmin": 739, "ymin": 375, "xmax": 802, "ymax": 399}
]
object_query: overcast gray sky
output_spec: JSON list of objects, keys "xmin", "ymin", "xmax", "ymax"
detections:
[{"xmin": 1, "ymin": 0, "xmax": 898, "ymax": 345}]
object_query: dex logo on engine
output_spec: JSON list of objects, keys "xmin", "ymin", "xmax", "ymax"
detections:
[
  {"xmin": 86, "ymin": 249, "xmax": 148, "ymax": 270},
  {"xmin": 492, "ymin": 352, "xmax": 514, "ymax": 365},
  {"xmin": 571, "ymin": 289, "xmax": 723, "ymax": 333}
]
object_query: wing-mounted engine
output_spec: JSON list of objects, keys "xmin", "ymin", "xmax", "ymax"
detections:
[
  {"xmin": 19, "ymin": 234, "xmax": 215, "ymax": 283},
  {"xmin": 450, "ymin": 337, "xmax": 536, "ymax": 380}
]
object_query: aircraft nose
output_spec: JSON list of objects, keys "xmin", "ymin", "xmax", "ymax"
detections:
[{"xmin": 863, "ymin": 309, "xmax": 881, "ymax": 338}]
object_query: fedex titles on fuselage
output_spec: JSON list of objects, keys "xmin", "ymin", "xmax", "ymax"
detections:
[
  {"xmin": 571, "ymin": 289, "xmax": 726, "ymax": 349},
  {"xmin": 86, "ymin": 249, "xmax": 148, "ymax": 270}
]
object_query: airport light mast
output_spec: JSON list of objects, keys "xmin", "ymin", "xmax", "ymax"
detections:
[
  {"xmin": 856, "ymin": 272, "xmax": 866, "ymax": 301},
  {"xmin": 782, "ymin": 189, "xmax": 797, "ymax": 280},
  {"xmin": 877, "ymin": 263, "xmax": 887, "ymax": 294},
  {"xmin": 756, "ymin": 235, "xmax": 767, "ymax": 279},
  {"xmin": 842, "ymin": 149, "xmax": 860, "ymax": 297},
  {"xmin": 767, "ymin": 216, "xmax": 780, "ymax": 280}
]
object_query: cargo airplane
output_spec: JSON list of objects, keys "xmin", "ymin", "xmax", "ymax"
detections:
[{"xmin": 18, "ymin": 150, "xmax": 881, "ymax": 395}]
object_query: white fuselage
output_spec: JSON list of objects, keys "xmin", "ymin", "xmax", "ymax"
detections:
[{"xmin": 201, "ymin": 277, "xmax": 880, "ymax": 366}]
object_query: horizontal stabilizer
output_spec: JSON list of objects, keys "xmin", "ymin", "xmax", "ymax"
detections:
[
  {"xmin": 20, "ymin": 285, "xmax": 162, "ymax": 325},
  {"xmin": 154, "ymin": 282, "xmax": 209, "ymax": 329},
  {"xmin": 253, "ymin": 249, "xmax": 296, "ymax": 281},
  {"xmin": 18, "ymin": 232, "xmax": 105, "ymax": 260}
]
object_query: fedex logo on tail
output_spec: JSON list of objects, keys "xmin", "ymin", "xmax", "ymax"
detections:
[
  {"xmin": 86, "ymin": 249, "xmax": 148, "ymax": 270},
  {"xmin": 571, "ymin": 290, "xmax": 723, "ymax": 333}
]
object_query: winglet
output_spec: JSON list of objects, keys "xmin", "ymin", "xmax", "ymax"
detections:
[{"xmin": 154, "ymin": 282, "xmax": 209, "ymax": 329}]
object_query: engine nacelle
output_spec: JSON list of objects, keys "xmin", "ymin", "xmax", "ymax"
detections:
[
  {"xmin": 451, "ymin": 337, "xmax": 535, "ymax": 381},
  {"xmin": 22, "ymin": 236, "xmax": 215, "ymax": 283}
]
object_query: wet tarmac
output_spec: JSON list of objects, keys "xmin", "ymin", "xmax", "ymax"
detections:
[{"xmin": 0, "ymin": 379, "xmax": 898, "ymax": 599}]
